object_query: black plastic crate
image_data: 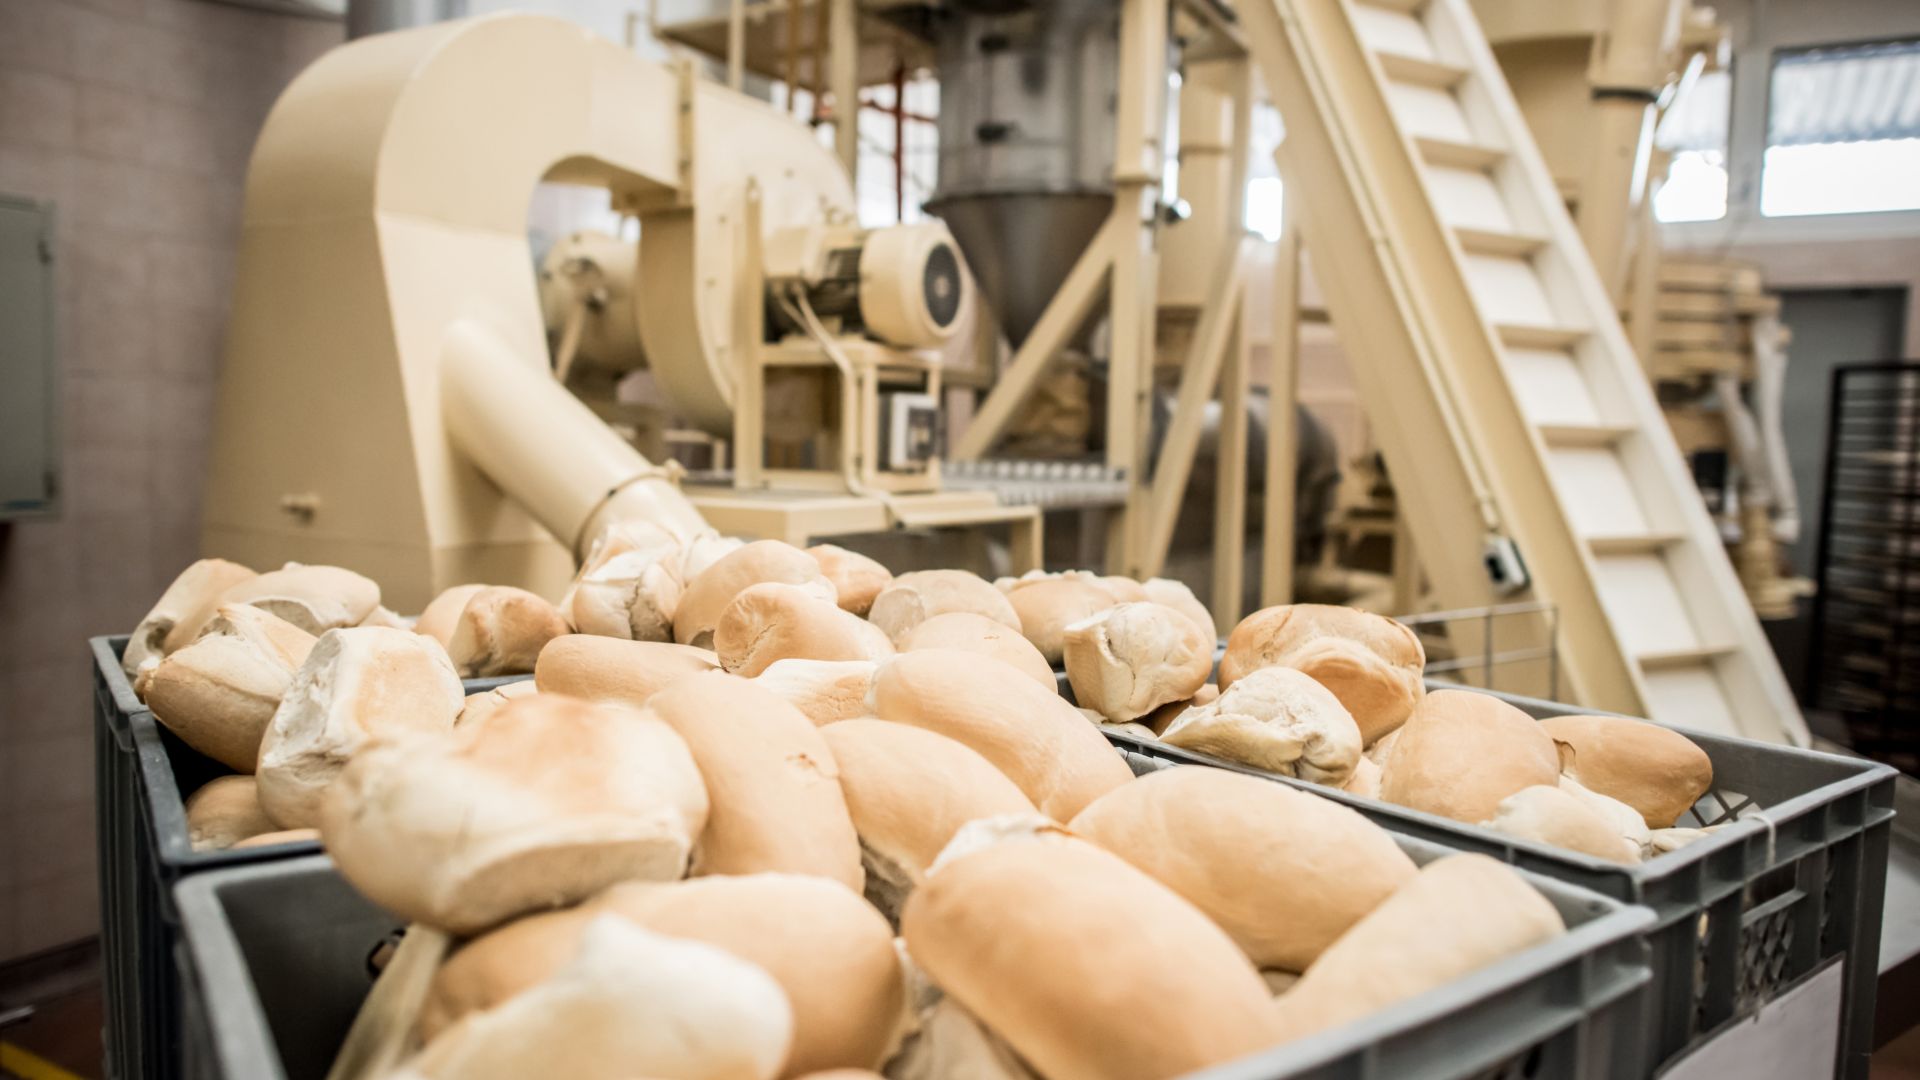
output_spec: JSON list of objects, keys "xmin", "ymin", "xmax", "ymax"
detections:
[
  {"xmin": 172, "ymin": 833, "xmax": 1650, "ymax": 1080},
  {"xmin": 90, "ymin": 634, "xmax": 526, "ymax": 1080},
  {"xmin": 1106, "ymin": 685, "xmax": 1897, "ymax": 1079}
]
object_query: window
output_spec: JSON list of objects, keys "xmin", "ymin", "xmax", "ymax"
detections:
[
  {"xmin": 1762, "ymin": 39, "xmax": 1920, "ymax": 217},
  {"xmin": 1654, "ymin": 69, "xmax": 1731, "ymax": 223}
]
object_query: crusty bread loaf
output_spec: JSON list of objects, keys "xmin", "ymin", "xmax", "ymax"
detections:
[
  {"xmin": 563, "ymin": 520, "xmax": 684, "ymax": 642},
  {"xmin": 674, "ymin": 540, "xmax": 836, "ymax": 648},
  {"xmin": 1481, "ymin": 785, "xmax": 1641, "ymax": 863},
  {"xmin": 900, "ymin": 612, "xmax": 1054, "ymax": 690},
  {"xmin": 647, "ymin": 673, "xmax": 864, "ymax": 890},
  {"xmin": 1062, "ymin": 602, "xmax": 1212, "ymax": 722},
  {"xmin": 357, "ymin": 606, "xmax": 410, "ymax": 629},
  {"xmin": 1219, "ymin": 604, "xmax": 1425, "ymax": 745},
  {"xmin": 185, "ymin": 775, "xmax": 277, "ymax": 851},
  {"xmin": 124, "ymin": 558, "xmax": 257, "ymax": 680},
  {"xmin": 1365, "ymin": 724, "xmax": 1402, "ymax": 767},
  {"xmin": 1559, "ymin": 775, "xmax": 1653, "ymax": 855},
  {"xmin": 1376, "ymin": 690, "xmax": 1561, "ymax": 824},
  {"xmin": 715, "ymin": 583, "xmax": 894, "ymax": 677},
  {"xmin": 402, "ymin": 916, "xmax": 792, "ymax": 1080},
  {"xmin": 321, "ymin": 693, "xmax": 709, "ymax": 935},
  {"xmin": 1161, "ymin": 666, "xmax": 1362, "ymax": 786},
  {"xmin": 676, "ymin": 529, "xmax": 747, "ymax": 584},
  {"xmin": 1069, "ymin": 766, "xmax": 1415, "ymax": 971},
  {"xmin": 751, "ymin": 660, "xmax": 877, "ymax": 725},
  {"xmin": 807, "ymin": 544, "xmax": 893, "ymax": 618},
  {"xmin": 231, "ymin": 828, "xmax": 319, "ymax": 850},
  {"xmin": 532, "ymin": 634, "xmax": 717, "ymax": 708},
  {"xmin": 1539, "ymin": 713, "xmax": 1713, "ymax": 828},
  {"xmin": 423, "ymin": 874, "xmax": 902, "ymax": 1076},
  {"xmin": 868, "ymin": 570, "xmax": 1021, "ymax": 645},
  {"xmin": 1142, "ymin": 578, "xmax": 1218, "ymax": 643},
  {"xmin": 1004, "ymin": 578, "xmax": 1116, "ymax": 665},
  {"xmin": 1143, "ymin": 683, "xmax": 1218, "ymax": 736},
  {"xmin": 457, "ymin": 679, "xmax": 538, "ymax": 727},
  {"xmin": 869, "ymin": 650, "xmax": 1132, "ymax": 820},
  {"xmin": 445, "ymin": 587, "xmax": 569, "ymax": 678},
  {"xmin": 822, "ymin": 719, "xmax": 1037, "ymax": 917},
  {"xmin": 1096, "ymin": 575, "xmax": 1151, "ymax": 603},
  {"xmin": 1269, "ymin": 854, "xmax": 1564, "ymax": 1041},
  {"xmin": 144, "ymin": 604, "xmax": 318, "ymax": 772},
  {"xmin": 255, "ymin": 626, "xmax": 464, "ymax": 829},
  {"xmin": 900, "ymin": 830, "xmax": 1279, "ymax": 1080},
  {"xmin": 220, "ymin": 563, "xmax": 381, "ymax": 635},
  {"xmin": 415, "ymin": 585, "xmax": 487, "ymax": 648}
]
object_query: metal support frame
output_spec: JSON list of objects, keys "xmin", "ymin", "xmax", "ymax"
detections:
[{"xmin": 1261, "ymin": 188, "xmax": 1301, "ymax": 608}]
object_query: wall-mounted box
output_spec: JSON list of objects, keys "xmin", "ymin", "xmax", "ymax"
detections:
[{"xmin": 0, "ymin": 196, "xmax": 58, "ymax": 519}]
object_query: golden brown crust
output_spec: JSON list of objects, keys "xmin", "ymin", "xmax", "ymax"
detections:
[
  {"xmin": 1376, "ymin": 690, "xmax": 1560, "ymax": 824},
  {"xmin": 532, "ymin": 634, "xmax": 717, "ymax": 708},
  {"xmin": 807, "ymin": 544, "xmax": 893, "ymax": 618},
  {"xmin": 900, "ymin": 612, "xmax": 1054, "ymax": 690},
  {"xmin": 1219, "ymin": 605, "xmax": 1425, "ymax": 745},
  {"xmin": 445, "ymin": 587, "xmax": 569, "ymax": 678},
  {"xmin": 1539, "ymin": 714, "xmax": 1713, "ymax": 829},
  {"xmin": 1005, "ymin": 578, "xmax": 1117, "ymax": 665},
  {"xmin": 868, "ymin": 570, "xmax": 1022, "ymax": 645},
  {"xmin": 674, "ymin": 540, "xmax": 836, "ymax": 648},
  {"xmin": 714, "ymin": 583, "xmax": 894, "ymax": 677}
]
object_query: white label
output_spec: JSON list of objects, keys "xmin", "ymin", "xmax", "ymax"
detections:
[{"xmin": 1659, "ymin": 960, "xmax": 1844, "ymax": 1079}]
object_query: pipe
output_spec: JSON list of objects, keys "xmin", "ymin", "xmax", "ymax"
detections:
[
  {"xmin": 346, "ymin": 0, "xmax": 465, "ymax": 38},
  {"xmin": 440, "ymin": 319, "xmax": 708, "ymax": 558}
]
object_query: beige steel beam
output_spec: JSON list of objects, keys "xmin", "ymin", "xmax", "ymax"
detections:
[
  {"xmin": 1261, "ymin": 191, "xmax": 1301, "ymax": 608},
  {"xmin": 829, "ymin": 0, "xmax": 858, "ymax": 180}
]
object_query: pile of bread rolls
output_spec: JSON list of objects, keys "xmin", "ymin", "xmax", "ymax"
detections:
[
  {"xmin": 1111, "ymin": 601, "xmax": 1720, "ymax": 864},
  {"xmin": 120, "ymin": 530, "xmax": 1592, "ymax": 1080}
]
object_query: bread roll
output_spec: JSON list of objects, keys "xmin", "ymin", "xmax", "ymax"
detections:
[
  {"xmin": 1095, "ymin": 575, "xmax": 1151, "ymax": 603},
  {"xmin": 1539, "ymin": 713, "xmax": 1713, "ymax": 828},
  {"xmin": 676, "ymin": 529, "xmax": 747, "ymax": 584},
  {"xmin": 1062, "ymin": 602, "xmax": 1212, "ymax": 722},
  {"xmin": 1070, "ymin": 766, "xmax": 1415, "ymax": 971},
  {"xmin": 533, "ymin": 634, "xmax": 717, "ymax": 707},
  {"xmin": 1559, "ymin": 775, "xmax": 1653, "ymax": 856},
  {"xmin": 869, "ymin": 650, "xmax": 1132, "ymax": 820},
  {"xmin": 415, "ymin": 584, "xmax": 487, "ymax": 648},
  {"xmin": 715, "ymin": 583, "xmax": 894, "ymax": 677},
  {"xmin": 822, "ymin": 719, "xmax": 1037, "ymax": 917},
  {"xmin": 1219, "ymin": 604, "xmax": 1425, "ymax": 745},
  {"xmin": 144, "ymin": 604, "xmax": 318, "ymax": 772},
  {"xmin": 1004, "ymin": 578, "xmax": 1116, "ymax": 664},
  {"xmin": 1650, "ymin": 826, "xmax": 1716, "ymax": 855},
  {"xmin": 255, "ymin": 626, "xmax": 463, "ymax": 828},
  {"xmin": 1341, "ymin": 754, "xmax": 1382, "ymax": 798},
  {"xmin": 1365, "ymin": 724, "xmax": 1402, "ymax": 767},
  {"xmin": 807, "ymin": 544, "xmax": 892, "ymax": 617},
  {"xmin": 1376, "ymin": 690, "xmax": 1560, "ymax": 824},
  {"xmin": 231, "ymin": 827, "xmax": 319, "ymax": 850},
  {"xmin": 124, "ymin": 558, "xmax": 257, "ymax": 680},
  {"xmin": 403, "ymin": 915, "xmax": 792, "ymax": 1080},
  {"xmin": 1481, "ymin": 785, "xmax": 1641, "ymax": 864},
  {"xmin": 1269, "ymin": 855, "xmax": 1564, "ymax": 1041},
  {"xmin": 673, "ymin": 540, "xmax": 835, "ymax": 648},
  {"xmin": 185, "ymin": 775, "xmax": 276, "ymax": 851},
  {"xmin": 900, "ymin": 831, "xmax": 1278, "ymax": 1080},
  {"xmin": 1141, "ymin": 577, "xmax": 1218, "ymax": 643},
  {"xmin": 1142, "ymin": 683, "xmax": 1218, "ymax": 736},
  {"xmin": 900, "ymin": 612, "xmax": 1053, "ymax": 690},
  {"xmin": 445, "ymin": 587, "xmax": 569, "ymax": 678},
  {"xmin": 647, "ymin": 673, "xmax": 864, "ymax": 889},
  {"xmin": 457, "ymin": 679, "xmax": 537, "ymax": 727},
  {"xmin": 321, "ymin": 693, "xmax": 708, "ymax": 934},
  {"xmin": 563, "ymin": 520, "xmax": 684, "ymax": 642},
  {"xmin": 751, "ymin": 660, "xmax": 877, "ymax": 725},
  {"xmin": 868, "ymin": 570, "xmax": 1021, "ymax": 645},
  {"xmin": 1161, "ymin": 666, "xmax": 1362, "ymax": 786},
  {"xmin": 220, "ymin": 563, "xmax": 381, "ymax": 635},
  {"xmin": 423, "ymin": 874, "xmax": 901, "ymax": 1076}
]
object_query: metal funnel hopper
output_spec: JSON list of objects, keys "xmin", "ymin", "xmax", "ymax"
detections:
[{"xmin": 927, "ymin": 191, "xmax": 1112, "ymax": 348}]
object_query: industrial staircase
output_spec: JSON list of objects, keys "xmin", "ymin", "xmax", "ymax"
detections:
[{"xmin": 1236, "ymin": 0, "xmax": 1807, "ymax": 741}]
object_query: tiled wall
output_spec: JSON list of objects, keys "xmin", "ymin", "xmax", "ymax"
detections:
[{"xmin": 0, "ymin": 0, "xmax": 343, "ymax": 964}]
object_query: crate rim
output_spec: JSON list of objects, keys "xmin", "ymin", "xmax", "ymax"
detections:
[{"xmin": 175, "ymin": 839, "xmax": 1653, "ymax": 1080}]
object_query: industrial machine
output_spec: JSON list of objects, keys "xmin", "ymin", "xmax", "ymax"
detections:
[{"xmin": 201, "ymin": 14, "xmax": 990, "ymax": 612}]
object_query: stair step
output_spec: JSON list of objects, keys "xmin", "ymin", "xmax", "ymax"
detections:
[
  {"xmin": 1497, "ymin": 323, "xmax": 1588, "ymax": 350},
  {"xmin": 1588, "ymin": 533, "xmax": 1685, "ymax": 556},
  {"xmin": 1377, "ymin": 51, "xmax": 1470, "ymax": 90},
  {"xmin": 1416, "ymin": 135, "xmax": 1507, "ymax": 171},
  {"xmin": 1539, "ymin": 423, "xmax": 1636, "ymax": 447},
  {"xmin": 1637, "ymin": 644, "xmax": 1737, "ymax": 671},
  {"xmin": 1454, "ymin": 226, "xmax": 1549, "ymax": 258}
]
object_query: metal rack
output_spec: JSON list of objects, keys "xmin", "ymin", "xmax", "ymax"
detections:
[{"xmin": 1808, "ymin": 361, "xmax": 1920, "ymax": 771}]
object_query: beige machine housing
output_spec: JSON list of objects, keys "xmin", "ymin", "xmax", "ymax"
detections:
[{"xmin": 203, "ymin": 15, "xmax": 871, "ymax": 610}]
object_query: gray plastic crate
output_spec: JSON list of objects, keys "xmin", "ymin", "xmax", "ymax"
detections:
[
  {"xmin": 90, "ymin": 634, "xmax": 527, "ymax": 1080},
  {"xmin": 1105, "ymin": 684, "xmax": 1897, "ymax": 1079},
  {"xmin": 172, "ymin": 821, "xmax": 1651, "ymax": 1080}
]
